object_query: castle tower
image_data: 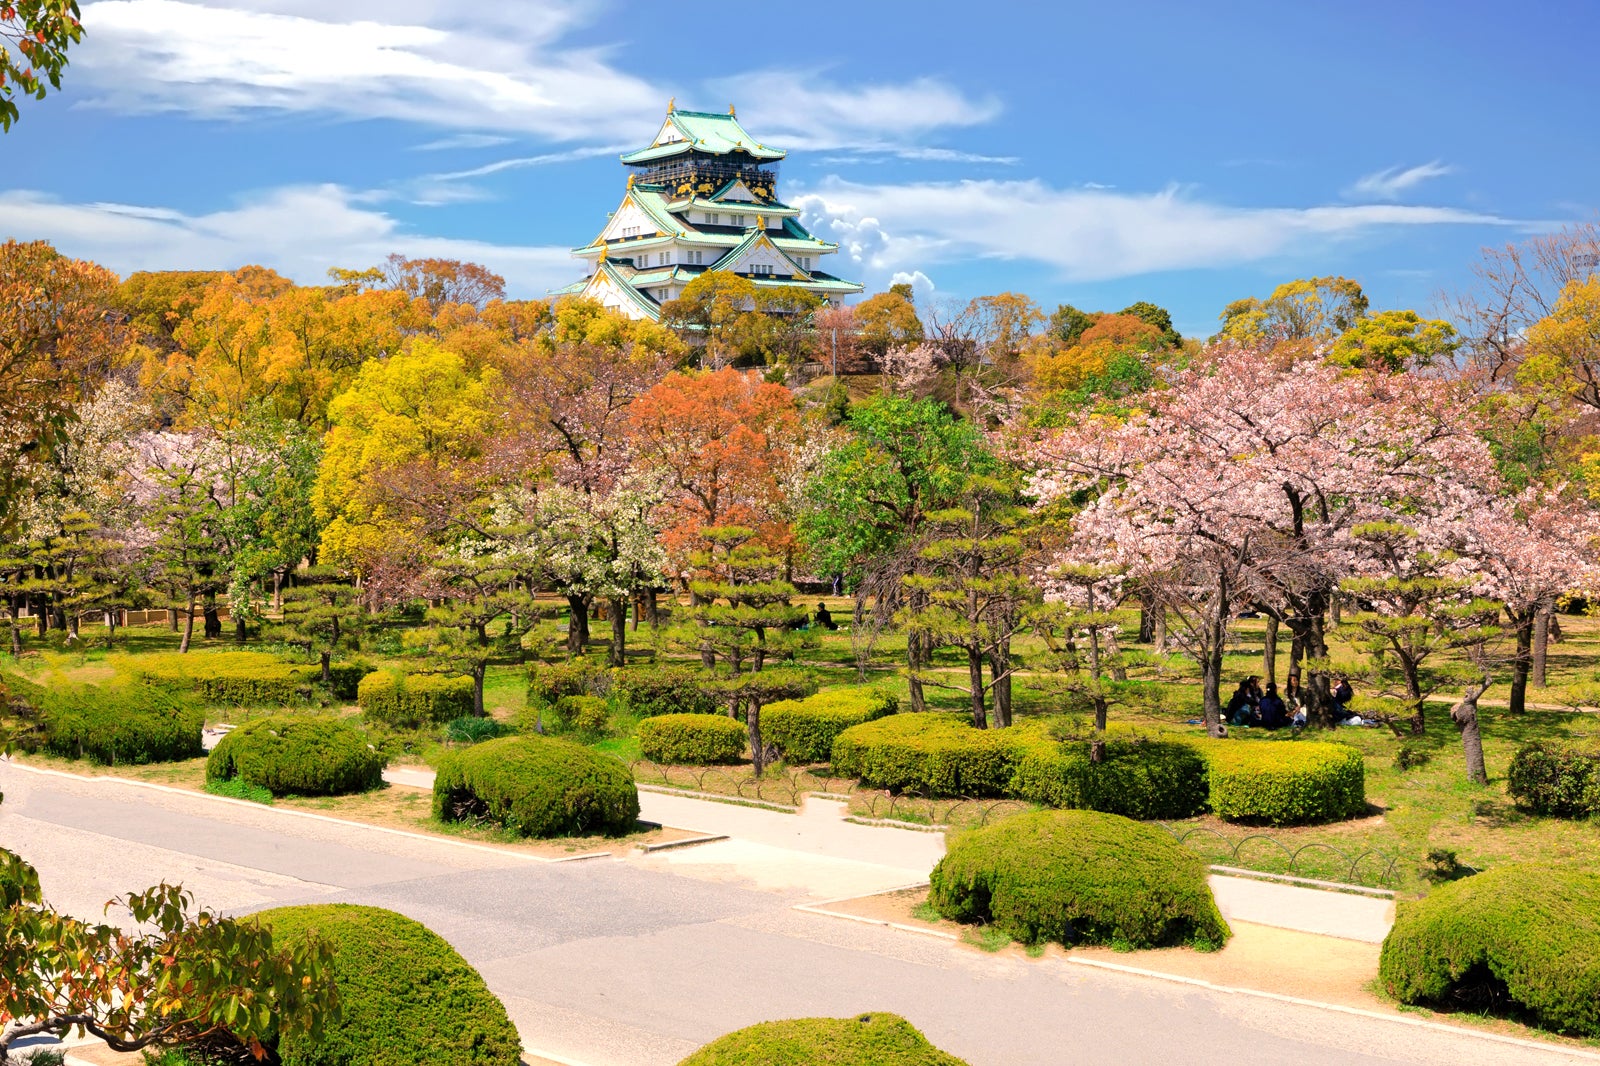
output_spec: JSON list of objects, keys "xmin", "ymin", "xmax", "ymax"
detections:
[{"xmin": 554, "ymin": 103, "xmax": 863, "ymax": 319}]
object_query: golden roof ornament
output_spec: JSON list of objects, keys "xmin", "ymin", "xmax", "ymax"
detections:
[
  {"xmin": 728, "ymin": 104, "xmax": 736, "ymax": 116},
  {"xmin": 667, "ymin": 96, "xmax": 676, "ymax": 113}
]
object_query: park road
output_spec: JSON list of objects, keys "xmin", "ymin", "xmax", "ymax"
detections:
[{"xmin": 0, "ymin": 762, "xmax": 1591, "ymax": 1066}]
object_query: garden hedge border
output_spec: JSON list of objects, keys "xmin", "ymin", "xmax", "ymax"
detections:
[
  {"xmin": 358, "ymin": 670, "xmax": 474, "ymax": 729},
  {"xmin": 206, "ymin": 715, "xmax": 386, "ymax": 796},
  {"xmin": 637, "ymin": 713, "xmax": 747, "ymax": 765},
  {"xmin": 764, "ymin": 688, "xmax": 898, "ymax": 763},
  {"xmin": 432, "ymin": 735, "xmax": 639, "ymax": 838}
]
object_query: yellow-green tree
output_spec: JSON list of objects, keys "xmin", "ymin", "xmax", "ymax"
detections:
[
  {"xmin": 1217, "ymin": 276, "xmax": 1369, "ymax": 344},
  {"xmin": 314, "ymin": 340, "xmax": 501, "ymax": 574},
  {"xmin": 1327, "ymin": 309, "xmax": 1458, "ymax": 371}
]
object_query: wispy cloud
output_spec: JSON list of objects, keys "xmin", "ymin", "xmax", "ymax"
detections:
[
  {"xmin": 71, "ymin": 1, "xmax": 1002, "ymax": 158},
  {"xmin": 795, "ymin": 177, "xmax": 1514, "ymax": 287},
  {"xmin": 411, "ymin": 133, "xmax": 514, "ymax": 151},
  {"xmin": 1345, "ymin": 161, "xmax": 1454, "ymax": 201},
  {"xmin": 426, "ymin": 146, "xmax": 627, "ymax": 182},
  {"xmin": 0, "ymin": 184, "xmax": 577, "ymax": 296}
]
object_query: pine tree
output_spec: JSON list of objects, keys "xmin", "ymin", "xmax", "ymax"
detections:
[{"xmin": 276, "ymin": 566, "xmax": 366, "ymax": 684}]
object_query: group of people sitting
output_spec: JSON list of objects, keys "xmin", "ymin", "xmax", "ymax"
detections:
[{"xmin": 1226, "ymin": 674, "xmax": 1359, "ymax": 729}]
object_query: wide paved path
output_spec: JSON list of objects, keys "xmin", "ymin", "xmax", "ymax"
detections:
[{"xmin": 0, "ymin": 762, "xmax": 1589, "ymax": 1066}]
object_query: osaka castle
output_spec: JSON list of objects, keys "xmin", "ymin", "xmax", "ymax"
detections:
[{"xmin": 554, "ymin": 103, "xmax": 863, "ymax": 319}]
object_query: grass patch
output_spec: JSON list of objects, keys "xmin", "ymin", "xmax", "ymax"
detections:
[{"xmin": 204, "ymin": 776, "xmax": 274, "ymax": 804}]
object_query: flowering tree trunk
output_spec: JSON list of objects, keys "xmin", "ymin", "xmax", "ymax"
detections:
[{"xmin": 1451, "ymin": 675, "xmax": 1491, "ymax": 786}]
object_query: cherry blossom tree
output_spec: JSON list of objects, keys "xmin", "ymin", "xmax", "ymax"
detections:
[{"xmin": 1027, "ymin": 343, "xmax": 1495, "ymax": 733}]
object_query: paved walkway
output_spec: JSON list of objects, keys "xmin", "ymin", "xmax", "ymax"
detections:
[
  {"xmin": 387, "ymin": 767, "xmax": 1392, "ymax": 940},
  {"xmin": 9, "ymin": 762, "xmax": 1592, "ymax": 1066}
]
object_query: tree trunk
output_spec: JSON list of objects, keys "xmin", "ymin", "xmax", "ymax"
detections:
[
  {"xmin": 966, "ymin": 645, "xmax": 987, "ymax": 729},
  {"xmin": 1451, "ymin": 678, "xmax": 1490, "ymax": 786},
  {"xmin": 645, "ymin": 587, "xmax": 659, "ymax": 627},
  {"xmin": 1550, "ymin": 613, "xmax": 1564, "ymax": 643},
  {"xmin": 988, "ymin": 639, "xmax": 1011, "ymax": 728},
  {"xmin": 1289, "ymin": 631, "xmax": 1303, "ymax": 679},
  {"xmin": 1262, "ymin": 615, "xmax": 1279, "ymax": 685},
  {"xmin": 167, "ymin": 607, "xmax": 179, "ymax": 632},
  {"xmin": 1137, "ymin": 589, "xmax": 1156, "ymax": 643},
  {"xmin": 608, "ymin": 595, "xmax": 628, "ymax": 667},
  {"xmin": 1329, "ymin": 590, "xmax": 1342, "ymax": 625},
  {"xmin": 1201, "ymin": 593, "xmax": 1227, "ymax": 737},
  {"xmin": 1509, "ymin": 612, "xmax": 1534, "ymax": 714},
  {"xmin": 565, "ymin": 594, "xmax": 590, "ymax": 657},
  {"xmin": 235, "ymin": 616, "xmax": 247, "ymax": 642},
  {"xmin": 747, "ymin": 699, "xmax": 766, "ymax": 777},
  {"xmin": 179, "ymin": 593, "xmax": 196, "ymax": 653},
  {"xmin": 320, "ymin": 650, "xmax": 332, "ymax": 684},
  {"xmin": 907, "ymin": 628, "xmax": 927, "ymax": 714},
  {"xmin": 472, "ymin": 663, "xmax": 486, "ymax": 717},
  {"xmin": 1532, "ymin": 606, "xmax": 1550, "ymax": 689},
  {"xmin": 1152, "ymin": 605, "xmax": 1167, "ymax": 655}
]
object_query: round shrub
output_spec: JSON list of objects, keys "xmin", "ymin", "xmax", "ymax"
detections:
[
  {"xmin": 679, "ymin": 1013, "xmax": 969, "ymax": 1066},
  {"xmin": 358, "ymin": 670, "xmax": 473, "ymax": 729},
  {"xmin": 929, "ymin": 809, "xmax": 1229, "ymax": 950},
  {"xmin": 613, "ymin": 665, "xmax": 719, "ymax": 717},
  {"xmin": 41, "ymin": 681, "xmax": 204, "ymax": 765},
  {"xmin": 206, "ymin": 715, "xmax": 386, "ymax": 797},
  {"xmin": 255, "ymin": 903, "xmax": 522, "ymax": 1066},
  {"xmin": 1507, "ymin": 740, "xmax": 1600, "ymax": 816},
  {"xmin": 831, "ymin": 714, "xmax": 1041, "ymax": 797},
  {"xmin": 1198, "ymin": 738, "xmax": 1366, "ymax": 825},
  {"xmin": 765, "ymin": 688, "xmax": 898, "ymax": 763},
  {"xmin": 548, "ymin": 694, "xmax": 611, "ymax": 737},
  {"xmin": 638, "ymin": 713, "xmax": 747, "ymax": 765},
  {"xmin": 1379, "ymin": 863, "xmax": 1600, "ymax": 1036},
  {"xmin": 432, "ymin": 735, "xmax": 639, "ymax": 837},
  {"xmin": 526, "ymin": 657, "xmax": 609, "ymax": 709},
  {"xmin": 1010, "ymin": 737, "xmax": 1208, "ymax": 819}
]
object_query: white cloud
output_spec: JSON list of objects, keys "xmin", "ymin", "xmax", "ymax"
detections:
[
  {"xmin": 1345, "ymin": 161, "xmax": 1455, "ymax": 201},
  {"xmin": 796, "ymin": 177, "xmax": 1513, "ymax": 286},
  {"xmin": 411, "ymin": 133, "xmax": 514, "ymax": 151},
  {"xmin": 0, "ymin": 185, "xmax": 578, "ymax": 296},
  {"xmin": 426, "ymin": 146, "xmax": 628, "ymax": 182},
  {"xmin": 70, "ymin": 1, "xmax": 1001, "ymax": 156}
]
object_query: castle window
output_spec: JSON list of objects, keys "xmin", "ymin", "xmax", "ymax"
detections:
[
  {"xmin": 751, "ymin": 264, "xmax": 772, "ymax": 277},
  {"xmin": 730, "ymin": 214, "xmax": 746, "ymax": 227},
  {"xmin": 705, "ymin": 212, "xmax": 720, "ymax": 225}
]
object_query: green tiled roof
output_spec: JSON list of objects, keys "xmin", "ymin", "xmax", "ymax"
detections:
[
  {"xmin": 713, "ymin": 228, "xmax": 810, "ymax": 278},
  {"xmin": 621, "ymin": 109, "xmax": 786, "ymax": 164},
  {"xmin": 668, "ymin": 192, "xmax": 800, "ymax": 218}
]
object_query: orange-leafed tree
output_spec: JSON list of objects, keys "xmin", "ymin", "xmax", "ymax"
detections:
[
  {"xmin": 0, "ymin": 239, "xmax": 119, "ymax": 533},
  {"xmin": 626, "ymin": 367, "xmax": 800, "ymax": 577}
]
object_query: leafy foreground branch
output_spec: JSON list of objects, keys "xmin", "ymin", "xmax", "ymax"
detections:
[{"xmin": 0, "ymin": 848, "xmax": 338, "ymax": 1064}]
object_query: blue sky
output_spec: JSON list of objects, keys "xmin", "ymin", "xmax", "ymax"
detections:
[{"xmin": 3, "ymin": 0, "xmax": 1597, "ymax": 338}]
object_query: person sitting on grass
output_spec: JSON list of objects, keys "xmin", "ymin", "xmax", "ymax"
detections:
[
  {"xmin": 1257, "ymin": 681, "xmax": 1287, "ymax": 730},
  {"xmin": 814, "ymin": 602, "xmax": 838, "ymax": 631},
  {"xmin": 1226, "ymin": 677, "xmax": 1261, "ymax": 726}
]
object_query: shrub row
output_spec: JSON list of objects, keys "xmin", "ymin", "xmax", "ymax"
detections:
[
  {"xmin": 612, "ymin": 665, "xmax": 719, "ymax": 717},
  {"xmin": 1380, "ymin": 862, "xmax": 1600, "ymax": 1037},
  {"xmin": 1193, "ymin": 739, "xmax": 1367, "ymax": 825},
  {"xmin": 41, "ymin": 681, "xmax": 204, "ymax": 765},
  {"xmin": 1507, "ymin": 740, "xmax": 1600, "ymax": 817},
  {"xmin": 432, "ymin": 735, "xmax": 639, "ymax": 838},
  {"xmin": 526, "ymin": 658, "xmax": 610, "ymax": 708},
  {"xmin": 831, "ymin": 713, "xmax": 1035, "ymax": 797},
  {"xmin": 638, "ymin": 713, "xmax": 747, "ymax": 764},
  {"xmin": 679, "ymin": 1013, "xmax": 970, "ymax": 1066},
  {"xmin": 358, "ymin": 670, "xmax": 474, "ymax": 729},
  {"xmin": 123, "ymin": 651, "xmax": 318, "ymax": 706},
  {"xmin": 257, "ymin": 903, "xmax": 523, "ymax": 1066},
  {"xmin": 1009, "ymin": 736, "xmax": 1209, "ymax": 820},
  {"xmin": 206, "ymin": 715, "xmax": 386, "ymax": 797},
  {"xmin": 929, "ymin": 809, "xmax": 1230, "ymax": 950},
  {"xmin": 829, "ymin": 715, "xmax": 1366, "ymax": 825},
  {"xmin": 763, "ymin": 687, "xmax": 898, "ymax": 763}
]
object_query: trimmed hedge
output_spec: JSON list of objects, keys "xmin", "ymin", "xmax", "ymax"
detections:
[
  {"xmin": 1379, "ymin": 863, "xmax": 1600, "ymax": 1036},
  {"xmin": 830, "ymin": 713, "xmax": 1037, "ymax": 797},
  {"xmin": 1507, "ymin": 740, "xmax": 1600, "ymax": 817},
  {"xmin": 358, "ymin": 671, "xmax": 474, "ymax": 729},
  {"xmin": 1010, "ymin": 736, "xmax": 1209, "ymax": 820},
  {"xmin": 765, "ymin": 688, "xmax": 899, "ymax": 763},
  {"xmin": 547, "ymin": 694, "xmax": 610, "ymax": 737},
  {"xmin": 41, "ymin": 681, "xmax": 204, "ymax": 765},
  {"xmin": 1195, "ymin": 738, "xmax": 1366, "ymax": 825},
  {"xmin": 929, "ymin": 809, "xmax": 1229, "ymax": 950},
  {"xmin": 679, "ymin": 1013, "xmax": 969, "ymax": 1066},
  {"xmin": 613, "ymin": 665, "xmax": 719, "ymax": 717},
  {"xmin": 206, "ymin": 715, "xmax": 385, "ymax": 797},
  {"xmin": 324, "ymin": 659, "xmax": 374, "ymax": 701},
  {"xmin": 123, "ymin": 650, "xmax": 316, "ymax": 705},
  {"xmin": 256, "ymin": 904, "xmax": 522, "ymax": 1066},
  {"xmin": 638, "ymin": 713, "xmax": 747, "ymax": 764},
  {"xmin": 433, "ymin": 735, "xmax": 639, "ymax": 837}
]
